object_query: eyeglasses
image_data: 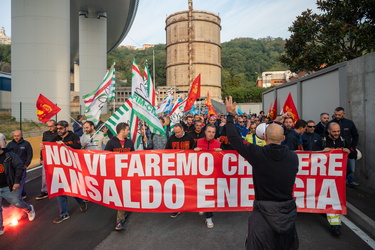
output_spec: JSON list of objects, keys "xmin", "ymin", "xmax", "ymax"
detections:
[
  {"xmin": 266, "ymin": 121, "xmax": 283, "ymax": 125},
  {"xmin": 56, "ymin": 127, "xmax": 65, "ymax": 130},
  {"xmin": 238, "ymin": 121, "xmax": 244, "ymax": 123},
  {"xmin": 307, "ymin": 125, "xmax": 316, "ymax": 128}
]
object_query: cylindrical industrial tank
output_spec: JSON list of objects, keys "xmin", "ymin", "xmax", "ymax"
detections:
[{"xmin": 165, "ymin": 9, "xmax": 222, "ymax": 101}]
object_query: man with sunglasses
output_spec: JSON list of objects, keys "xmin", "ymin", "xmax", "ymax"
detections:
[
  {"xmin": 225, "ymin": 96, "xmax": 299, "ymax": 250},
  {"xmin": 302, "ymin": 120, "xmax": 322, "ymax": 151},
  {"xmin": 51, "ymin": 120, "xmax": 88, "ymax": 224}
]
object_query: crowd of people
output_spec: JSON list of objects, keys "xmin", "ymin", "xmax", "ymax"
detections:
[{"xmin": 0, "ymin": 104, "xmax": 359, "ymax": 246}]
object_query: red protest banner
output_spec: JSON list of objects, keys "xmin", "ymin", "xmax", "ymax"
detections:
[{"xmin": 42, "ymin": 143, "xmax": 347, "ymax": 214}]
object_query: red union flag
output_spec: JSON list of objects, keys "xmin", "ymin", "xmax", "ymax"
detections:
[
  {"xmin": 205, "ymin": 91, "xmax": 218, "ymax": 116},
  {"xmin": 43, "ymin": 143, "xmax": 347, "ymax": 215},
  {"xmin": 36, "ymin": 94, "xmax": 61, "ymax": 123},
  {"xmin": 184, "ymin": 74, "xmax": 201, "ymax": 112},
  {"xmin": 267, "ymin": 98, "xmax": 277, "ymax": 120},
  {"xmin": 281, "ymin": 93, "xmax": 300, "ymax": 122}
]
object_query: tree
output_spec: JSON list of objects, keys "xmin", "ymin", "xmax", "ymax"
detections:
[{"xmin": 280, "ymin": 0, "xmax": 375, "ymax": 73}]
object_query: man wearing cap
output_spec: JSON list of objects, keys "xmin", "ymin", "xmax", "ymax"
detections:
[
  {"xmin": 225, "ymin": 96, "xmax": 299, "ymax": 250},
  {"xmin": 50, "ymin": 120, "xmax": 88, "ymax": 224},
  {"xmin": 0, "ymin": 133, "xmax": 35, "ymax": 235}
]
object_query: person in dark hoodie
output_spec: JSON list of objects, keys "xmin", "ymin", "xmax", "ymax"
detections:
[
  {"xmin": 6, "ymin": 130, "xmax": 33, "ymax": 199},
  {"xmin": 0, "ymin": 133, "xmax": 35, "ymax": 235},
  {"xmin": 225, "ymin": 96, "xmax": 299, "ymax": 250},
  {"xmin": 104, "ymin": 122, "xmax": 134, "ymax": 231},
  {"xmin": 51, "ymin": 120, "xmax": 88, "ymax": 224},
  {"xmin": 284, "ymin": 119, "xmax": 307, "ymax": 151}
]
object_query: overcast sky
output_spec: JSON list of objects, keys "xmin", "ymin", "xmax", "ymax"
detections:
[{"xmin": 0, "ymin": 0, "xmax": 319, "ymax": 48}]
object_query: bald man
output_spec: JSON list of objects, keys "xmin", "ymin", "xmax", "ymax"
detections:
[{"xmin": 225, "ymin": 96, "xmax": 299, "ymax": 250}]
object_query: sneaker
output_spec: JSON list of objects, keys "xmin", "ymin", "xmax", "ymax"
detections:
[
  {"xmin": 36, "ymin": 192, "xmax": 48, "ymax": 200},
  {"xmin": 53, "ymin": 215, "xmax": 70, "ymax": 224},
  {"xmin": 27, "ymin": 205, "xmax": 35, "ymax": 221},
  {"xmin": 115, "ymin": 221, "xmax": 125, "ymax": 231},
  {"xmin": 348, "ymin": 182, "xmax": 360, "ymax": 188},
  {"xmin": 199, "ymin": 212, "xmax": 204, "ymax": 216},
  {"xmin": 170, "ymin": 212, "xmax": 181, "ymax": 218},
  {"xmin": 206, "ymin": 218, "xmax": 214, "ymax": 229},
  {"xmin": 331, "ymin": 227, "xmax": 341, "ymax": 236},
  {"xmin": 80, "ymin": 201, "xmax": 88, "ymax": 212},
  {"xmin": 0, "ymin": 229, "xmax": 4, "ymax": 236}
]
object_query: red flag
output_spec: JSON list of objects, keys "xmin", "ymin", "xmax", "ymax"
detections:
[
  {"xmin": 184, "ymin": 74, "xmax": 201, "ymax": 112},
  {"xmin": 36, "ymin": 94, "xmax": 61, "ymax": 123},
  {"xmin": 281, "ymin": 93, "xmax": 300, "ymax": 122},
  {"xmin": 205, "ymin": 91, "xmax": 218, "ymax": 117},
  {"xmin": 267, "ymin": 98, "xmax": 277, "ymax": 120}
]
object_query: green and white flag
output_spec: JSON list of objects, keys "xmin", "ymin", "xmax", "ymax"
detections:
[
  {"xmin": 83, "ymin": 62, "xmax": 116, "ymax": 125},
  {"xmin": 131, "ymin": 59, "xmax": 165, "ymax": 136}
]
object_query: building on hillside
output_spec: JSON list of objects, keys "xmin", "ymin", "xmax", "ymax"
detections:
[
  {"xmin": 165, "ymin": 0, "xmax": 222, "ymax": 102},
  {"xmin": 256, "ymin": 70, "xmax": 297, "ymax": 88},
  {"xmin": 0, "ymin": 27, "xmax": 11, "ymax": 45}
]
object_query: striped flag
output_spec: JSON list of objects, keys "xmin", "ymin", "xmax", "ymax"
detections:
[
  {"xmin": 157, "ymin": 87, "xmax": 174, "ymax": 114},
  {"xmin": 131, "ymin": 59, "xmax": 165, "ymax": 136},
  {"xmin": 105, "ymin": 99, "xmax": 141, "ymax": 148},
  {"xmin": 83, "ymin": 62, "xmax": 116, "ymax": 125},
  {"xmin": 169, "ymin": 97, "xmax": 187, "ymax": 131},
  {"xmin": 143, "ymin": 62, "xmax": 158, "ymax": 107}
]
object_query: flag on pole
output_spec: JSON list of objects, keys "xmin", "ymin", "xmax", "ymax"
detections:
[
  {"xmin": 281, "ymin": 93, "xmax": 300, "ymax": 122},
  {"xmin": 131, "ymin": 59, "xmax": 165, "ymax": 136},
  {"xmin": 169, "ymin": 97, "xmax": 187, "ymax": 131},
  {"xmin": 105, "ymin": 99, "xmax": 142, "ymax": 148},
  {"xmin": 143, "ymin": 62, "xmax": 158, "ymax": 107},
  {"xmin": 184, "ymin": 74, "xmax": 201, "ymax": 112},
  {"xmin": 36, "ymin": 94, "xmax": 61, "ymax": 123},
  {"xmin": 205, "ymin": 91, "xmax": 218, "ymax": 117},
  {"xmin": 157, "ymin": 93, "xmax": 174, "ymax": 114},
  {"xmin": 267, "ymin": 98, "xmax": 277, "ymax": 120},
  {"xmin": 83, "ymin": 62, "xmax": 116, "ymax": 125}
]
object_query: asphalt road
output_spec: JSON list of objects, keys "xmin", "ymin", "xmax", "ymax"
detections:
[{"xmin": 0, "ymin": 169, "xmax": 374, "ymax": 250}]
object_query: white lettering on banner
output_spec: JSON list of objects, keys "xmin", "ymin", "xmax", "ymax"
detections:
[
  {"xmin": 162, "ymin": 153, "xmax": 175, "ymax": 176},
  {"xmin": 217, "ymin": 178, "xmax": 238, "ymax": 207},
  {"xmin": 163, "ymin": 179, "xmax": 185, "ymax": 209},
  {"xmin": 145, "ymin": 154, "xmax": 161, "ymax": 176},
  {"xmin": 128, "ymin": 154, "xmax": 144, "ymax": 177},
  {"xmin": 176, "ymin": 153, "xmax": 197, "ymax": 175},
  {"xmin": 199, "ymin": 153, "xmax": 214, "ymax": 175},
  {"xmin": 141, "ymin": 180, "xmax": 162, "ymax": 209},
  {"xmin": 240, "ymin": 178, "xmax": 254, "ymax": 207},
  {"xmin": 85, "ymin": 176, "xmax": 101, "ymax": 201},
  {"xmin": 122, "ymin": 180, "xmax": 141, "ymax": 208},
  {"xmin": 222, "ymin": 154, "xmax": 253, "ymax": 175},
  {"xmin": 297, "ymin": 153, "xmax": 310, "ymax": 175},
  {"xmin": 317, "ymin": 179, "xmax": 342, "ymax": 210},
  {"xmin": 69, "ymin": 169, "xmax": 87, "ymax": 196},
  {"xmin": 328, "ymin": 154, "xmax": 343, "ymax": 176},
  {"xmin": 294, "ymin": 178, "xmax": 304, "ymax": 208},
  {"xmin": 84, "ymin": 154, "xmax": 107, "ymax": 176},
  {"xmin": 311, "ymin": 154, "xmax": 327, "ymax": 176},
  {"xmin": 307, "ymin": 179, "xmax": 316, "ymax": 208},
  {"xmin": 45, "ymin": 145, "xmax": 60, "ymax": 164},
  {"xmin": 197, "ymin": 178, "xmax": 215, "ymax": 208},
  {"xmin": 222, "ymin": 153, "xmax": 237, "ymax": 175},
  {"xmin": 50, "ymin": 167, "xmax": 71, "ymax": 193},
  {"xmin": 103, "ymin": 179, "xmax": 122, "ymax": 206},
  {"xmin": 115, "ymin": 154, "xmax": 128, "ymax": 177}
]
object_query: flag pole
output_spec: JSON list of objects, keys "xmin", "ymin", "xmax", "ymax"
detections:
[{"xmin": 59, "ymin": 109, "xmax": 81, "ymax": 126}]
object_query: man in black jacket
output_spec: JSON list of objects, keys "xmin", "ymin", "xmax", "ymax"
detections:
[
  {"xmin": 225, "ymin": 96, "xmax": 299, "ymax": 250},
  {"xmin": 284, "ymin": 119, "xmax": 307, "ymax": 151},
  {"xmin": 51, "ymin": 120, "xmax": 87, "ymax": 224},
  {"xmin": 302, "ymin": 120, "xmax": 322, "ymax": 151},
  {"xmin": 6, "ymin": 130, "xmax": 33, "ymax": 199},
  {"xmin": 105, "ymin": 122, "xmax": 134, "ymax": 231},
  {"xmin": 0, "ymin": 133, "xmax": 35, "ymax": 235}
]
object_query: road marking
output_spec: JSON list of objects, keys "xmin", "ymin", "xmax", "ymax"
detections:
[
  {"xmin": 27, "ymin": 165, "xmax": 42, "ymax": 172},
  {"xmin": 342, "ymin": 215, "xmax": 375, "ymax": 249}
]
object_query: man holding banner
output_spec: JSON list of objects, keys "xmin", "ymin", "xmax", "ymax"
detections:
[
  {"xmin": 225, "ymin": 96, "xmax": 299, "ymax": 250},
  {"xmin": 104, "ymin": 122, "xmax": 134, "ymax": 231}
]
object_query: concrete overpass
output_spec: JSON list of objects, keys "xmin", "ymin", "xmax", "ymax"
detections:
[{"xmin": 11, "ymin": 0, "xmax": 139, "ymax": 121}]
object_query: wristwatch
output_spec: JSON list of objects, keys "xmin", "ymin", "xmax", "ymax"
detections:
[{"xmin": 226, "ymin": 112, "xmax": 236, "ymax": 117}]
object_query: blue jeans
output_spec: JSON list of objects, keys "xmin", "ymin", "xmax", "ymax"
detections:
[
  {"xmin": 20, "ymin": 168, "xmax": 27, "ymax": 197},
  {"xmin": 347, "ymin": 158, "xmax": 356, "ymax": 183},
  {"xmin": 57, "ymin": 195, "xmax": 83, "ymax": 216},
  {"xmin": 41, "ymin": 163, "xmax": 47, "ymax": 193},
  {"xmin": 0, "ymin": 187, "xmax": 32, "ymax": 230}
]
